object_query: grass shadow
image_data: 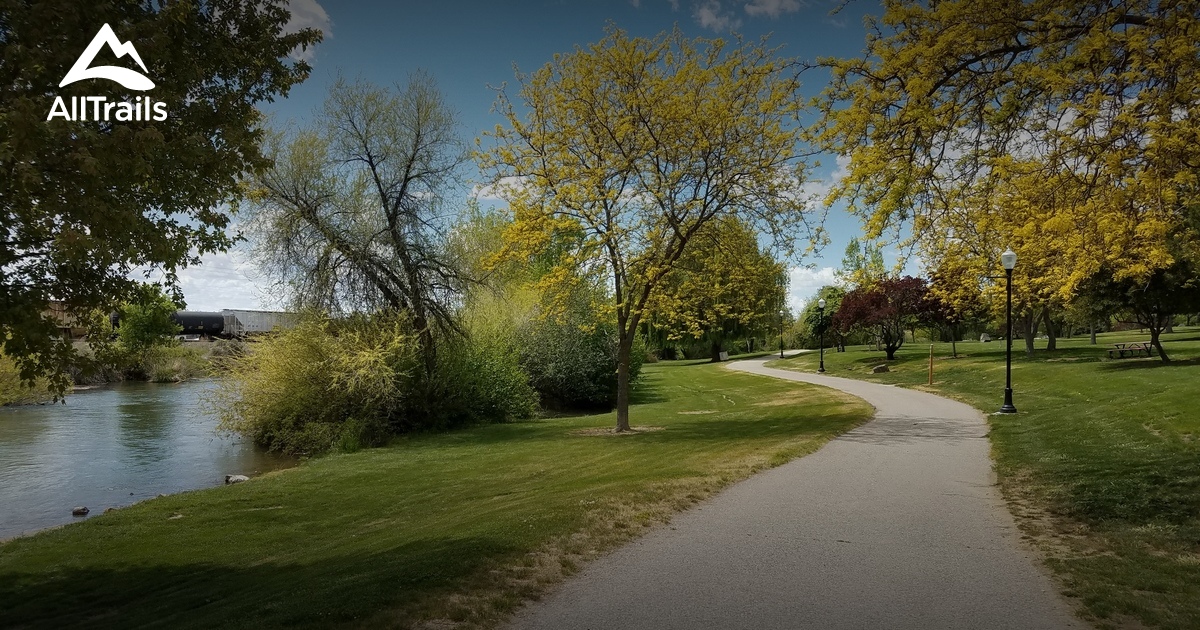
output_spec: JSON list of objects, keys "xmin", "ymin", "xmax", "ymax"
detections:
[
  {"xmin": 0, "ymin": 536, "xmax": 520, "ymax": 629},
  {"xmin": 1098, "ymin": 356, "xmax": 1200, "ymax": 371}
]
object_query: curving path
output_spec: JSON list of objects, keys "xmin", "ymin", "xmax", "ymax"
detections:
[{"xmin": 504, "ymin": 355, "xmax": 1084, "ymax": 630}]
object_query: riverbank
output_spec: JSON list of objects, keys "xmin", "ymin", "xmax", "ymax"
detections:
[
  {"xmin": 768, "ymin": 329, "xmax": 1200, "ymax": 630},
  {"xmin": 0, "ymin": 340, "xmax": 231, "ymax": 406},
  {"xmin": 0, "ymin": 358, "xmax": 871, "ymax": 629}
]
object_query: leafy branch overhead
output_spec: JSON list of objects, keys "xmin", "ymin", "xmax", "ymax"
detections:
[
  {"xmin": 1, "ymin": 1, "xmax": 321, "ymax": 390},
  {"xmin": 814, "ymin": 0, "xmax": 1200, "ymax": 303}
]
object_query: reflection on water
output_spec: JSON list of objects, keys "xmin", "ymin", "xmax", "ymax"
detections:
[{"xmin": 0, "ymin": 380, "xmax": 293, "ymax": 540}]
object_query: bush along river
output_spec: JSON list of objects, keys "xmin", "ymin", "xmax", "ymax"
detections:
[{"xmin": 0, "ymin": 379, "xmax": 293, "ymax": 540}]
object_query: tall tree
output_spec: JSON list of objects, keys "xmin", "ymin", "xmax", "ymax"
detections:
[
  {"xmin": 647, "ymin": 217, "xmax": 787, "ymax": 361},
  {"xmin": 244, "ymin": 75, "xmax": 466, "ymax": 375},
  {"xmin": 813, "ymin": 0, "xmax": 1200, "ymax": 323},
  {"xmin": 836, "ymin": 237, "xmax": 887, "ymax": 288},
  {"xmin": 481, "ymin": 26, "xmax": 815, "ymax": 431},
  {"xmin": 1, "ymin": 0, "xmax": 320, "ymax": 391}
]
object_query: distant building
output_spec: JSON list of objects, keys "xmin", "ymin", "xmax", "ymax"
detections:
[{"xmin": 43, "ymin": 301, "xmax": 89, "ymax": 339}]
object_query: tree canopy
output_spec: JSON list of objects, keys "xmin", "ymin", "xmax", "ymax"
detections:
[
  {"xmin": 647, "ymin": 217, "xmax": 787, "ymax": 360},
  {"xmin": 833, "ymin": 275, "xmax": 928, "ymax": 360},
  {"xmin": 814, "ymin": 0, "xmax": 1200, "ymax": 306},
  {"xmin": 1, "ymin": 0, "xmax": 320, "ymax": 390},
  {"xmin": 481, "ymin": 26, "xmax": 815, "ymax": 430}
]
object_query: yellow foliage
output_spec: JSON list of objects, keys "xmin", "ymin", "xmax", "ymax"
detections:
[
  {"xmin": 479, "ymin": 25, "xmax": 814, "ymax": 427},
  {"xmin": 815, "ymin": 0, "xmax": 1200, "ymax": 305}
]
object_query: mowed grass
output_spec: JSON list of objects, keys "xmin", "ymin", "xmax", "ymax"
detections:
[
  {"xmin": 770, "ymin": 329, "xmax": 1200, "ymax": 630},
  {"xmin": 0, "ymin": 358, "xmax": 870, "ymax": 629}
]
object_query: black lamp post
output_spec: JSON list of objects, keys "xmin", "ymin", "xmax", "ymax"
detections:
[
  {"xmin": 779, "ymin": 310, "xmax": 785, "ymax": 359},
  {"xmin": 817, "ymin": 298, "xmax": 827, "ymax": 373},
  {"xmin": 999, "ymin": 248, "xmax": 1018, "ymax": 414}
]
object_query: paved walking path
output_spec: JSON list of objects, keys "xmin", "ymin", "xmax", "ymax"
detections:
[{"xmin": 505, "ymin": 355, "xmax": 1084, "ymax": 630}]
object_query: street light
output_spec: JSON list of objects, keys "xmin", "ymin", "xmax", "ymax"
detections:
[
  {"xmin": 999, "ymin": 249, "xmax": 1018, "ymax": 414},
  {"xmin": 817, "ymin": 298, "xmax": 827, "ymax": 373},
  {"xmin": 779, "ymin": 310, "xmax": 785, "ymax": 359}
]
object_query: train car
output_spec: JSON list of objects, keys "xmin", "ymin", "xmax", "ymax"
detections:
[
  {"xmin": 170, "ymin": 311, "xmax": 225, "ymax": 337},
  {"xmin": 221, "ymin": 309, "xmax": 298, "ymax": 337}
]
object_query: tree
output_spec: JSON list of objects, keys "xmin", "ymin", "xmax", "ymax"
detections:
[
  {"xmin": 836, "ymin": 237, "xmax": 886, "ymax": 288},
  {"xmin": 481, "ymin": 26, "xmax": 814, "ymax": 431},
  {"xmin": 813, "ymin": 0, "xmax": 1200, "ymax": 330},
  {"xmin": 1096, "ymin": 261, "xmax": 1200, "ymax": 362},
  {"xmin": 1, "ymin": 0, "xmax": 320, "ymax": 392},
  {"xmin": 797, "ymin": 284, "xmax": 845, "ymax": 351},
  {"xmin": 833, "ymin": 276, "xmax": 928, "ymax": 360},
  {"xmin": 647, "ymin": 217, "xmax": 787, "ymax": 361},
  {"xmin": 116, "ymin": 284, "xmax": 182, "ymax": 355},
  {"xmin": 244, "ymin": 75, "xmax": 467, "ymax": 376},
  {"xmin": 921, "ymin": 272, "xmax": 983, "ymax": 358}
]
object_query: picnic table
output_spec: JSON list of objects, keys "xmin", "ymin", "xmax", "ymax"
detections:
[{"xmin": 1108, "ymin": 342, "xmax": 1154, "ymax": 359}]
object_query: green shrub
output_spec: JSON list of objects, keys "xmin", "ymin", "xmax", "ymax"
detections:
[
  {"xmin": 518, "ymin": 298, "xmax": 644, "ymax": 411},
  {"xmin": 0, "ymin": 351, "xmax": 53, "ymax": 405},
  {"xmin": 215, "ymin": 310, "xmax": 537, "ymax": 455},
  {"xmin": 215, "ymin": 314, "xmax": 420, "ymax": 455},
  {"xmin": 207, "ymin": 339, "xmax": 247, "ymax": 371},
  {"xmin": 141, "ymin": 345, "xmax": 208, "ymax": 383}
]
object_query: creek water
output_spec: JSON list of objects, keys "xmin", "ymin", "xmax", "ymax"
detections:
[{"xmin": 0, "ymin": 379, "xmax": 293, "ymax": 540}]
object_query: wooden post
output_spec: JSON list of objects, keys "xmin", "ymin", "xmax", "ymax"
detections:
[{"xmin": 928, "ymin": 344, "xmax": 934, "ymax": 385}]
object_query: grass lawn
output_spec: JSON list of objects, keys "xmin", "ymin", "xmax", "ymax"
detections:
[
  {"xmin": 769, "ymin": 328, "xmax": 1200, "ymax": 630},
  {"xmin": 0, "ymin": 358, "xmax": 870, "ymax": 629}
]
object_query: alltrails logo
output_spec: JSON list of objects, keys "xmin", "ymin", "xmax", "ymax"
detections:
[{"xmin": 47, "ymin": 23, "xmax": 168, "ymax": 122}]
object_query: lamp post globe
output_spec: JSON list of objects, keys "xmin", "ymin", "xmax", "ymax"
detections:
[
  {"xmin": 999, "ymin": 249, "xmax": 1018, "ymax": 414},
  {"xmin": 779, "ymin": 310, "xmax": 785, "ymax": 359},
  {"xmin": 817, "ymin": 298, "xmax": 827, "ymax": 373}
]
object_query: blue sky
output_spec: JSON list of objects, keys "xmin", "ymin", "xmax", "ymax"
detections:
[{"xmin": 179, "ymin": 0, "xmax": 898, "ymax": 312}]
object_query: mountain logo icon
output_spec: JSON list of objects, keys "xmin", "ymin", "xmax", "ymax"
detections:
[{"xmin": 60, "ymin": 23, "xmax": 155, "ymax": 91}]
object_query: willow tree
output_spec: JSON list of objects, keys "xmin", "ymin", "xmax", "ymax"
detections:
[
  {"xmin": 245, "ymin": 75, "xmax": 466, "ymax": 375},
  {"xmin": 481, "ymin": 26, "xmax": 815, "ymax": 431},
  {"xmin": 814, "ymin": 0, "xmax": 1200, "ymax": 307}
]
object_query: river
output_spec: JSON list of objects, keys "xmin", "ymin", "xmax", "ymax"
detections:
[{"xmin": 0, "ymin": 379, "xmax": 294, "ymax": 540}]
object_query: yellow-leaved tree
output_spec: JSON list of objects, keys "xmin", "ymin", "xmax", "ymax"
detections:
[
  {"xmin": 646, "ymin": 216, "xmax": 788, "ymax": 361},
  {"xmin": 480, "ymin": 26, "xmax": 817, "ymax": 431},
  {"xmin": 813, "ymin": 0, "xmax": 1200, "ymax": 315}
]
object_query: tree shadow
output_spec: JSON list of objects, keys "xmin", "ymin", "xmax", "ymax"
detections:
[
  {"xmin": 0, "ymin": 536, "xmax": 521, "ymax": 629},
  {"xmin": 1099, "ymin": 356, "xmax": 1200, "ymax": 371}
]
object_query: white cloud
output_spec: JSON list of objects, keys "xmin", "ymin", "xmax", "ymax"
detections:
[
  {"xmin": 471, "ymin": 176, "xmax": 529, "ymax": 202},
  {"xmin": 693, "ymin": 0, "xmax": 742, "ymax": 32},
  {"xmin": 744, "ymin": 0, "xmax": 803, "ymax": 18},
  {"xmin": 787, "ymin": 265, "xmax": 836, "ymax": 312},
  {"xmin": 284, "ymin": 0, "xmax": 331, "ymax": 61},
  {"xmin": 175, "ymin": 247, "xmax": 276, "ymax": 312},
  {"xmin": 800, "ymin": 154, "xmax": 851, "ymax": 207},
  {"xmin": 668, "ymin": 0, "xmax": 681, "ymax": 10}
]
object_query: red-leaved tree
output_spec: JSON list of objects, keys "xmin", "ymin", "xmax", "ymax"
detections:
[{"xmin": 833, "ymin": 276, "xmax": 929, "ymax": 360}]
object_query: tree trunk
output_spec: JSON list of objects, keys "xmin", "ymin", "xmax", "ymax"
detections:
[
  {"xmin": 1042, "ymin": 306, "xmax": 1057, "ymax": 351},
  {"xmin": 710, "ymin": 338, "xmax": 724, "ymax": 362},
  {"xmin": 1151, "ymin": 324, "xmax": 1171, "ymax": 363},
  {"xmin": 1090, "ymin": 321, "xmax": 1097, "ymax": 345},
  {"xmin": 1023, "ymin": 310, "xmax": 1036, "ymax": 357},
  {"xmin": 1149, "ymin": 312, "xmax": 1172, "ymax": 363},
  {"xmin": 615, "ymin": 330, "xmax": 633, "ymax": 431}
]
